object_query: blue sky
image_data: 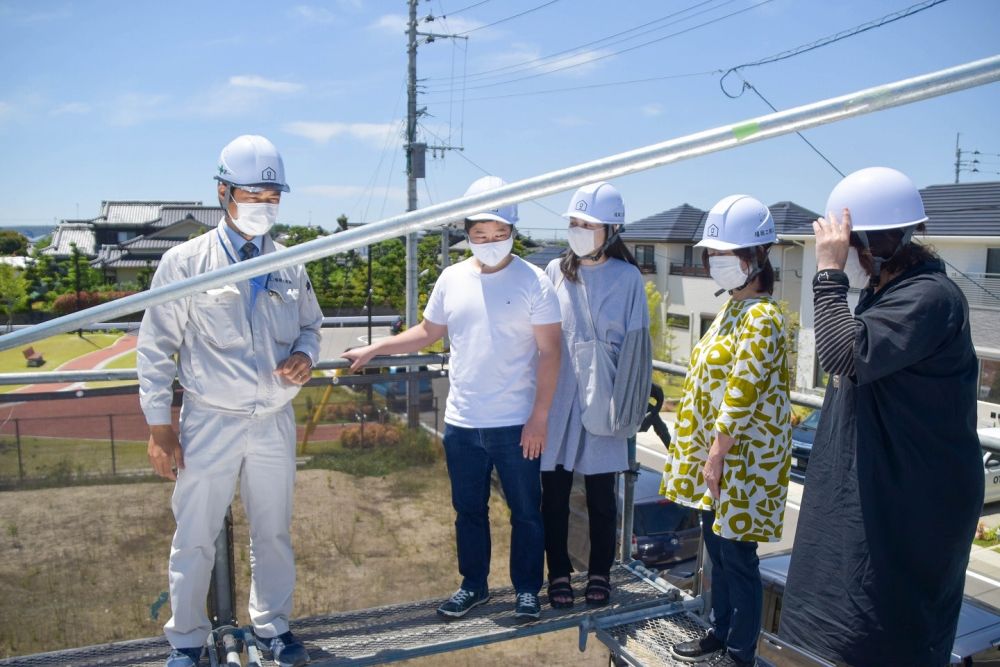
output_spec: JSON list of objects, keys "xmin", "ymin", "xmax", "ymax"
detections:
[{"xmin": 1, "ymin": 0, "xmax": 998, "ymax": 239}]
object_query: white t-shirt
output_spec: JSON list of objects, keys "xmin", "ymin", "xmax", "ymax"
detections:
[{"xmin": 423, "ymin": 256, "xmax": 561, "ymax": 428}]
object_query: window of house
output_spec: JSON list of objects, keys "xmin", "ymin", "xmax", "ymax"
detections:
[
  {"xmin": 700, "ymin": 315, "xmax": 715, "ymax": 338},
  {"xmin": 666, "ymin": 313, "xmax": 690, "ymax": 330},
  {"xmin": 635, "ymin": 244, "xmax": 655, "ymax": 267},
  {"xmin": 987, "ymin": 248, "xmax": 1000, "ymax": 275},
  {"xmin": 683, "ymin": 245, "xmax": 695, "ymax": 267}
]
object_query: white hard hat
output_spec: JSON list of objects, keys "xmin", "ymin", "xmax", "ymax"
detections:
[
  {"xmin": 696, "ymin": 194, "xmax": 776, "ymax": 250},
  {"xmin": 463, "ymin": 175, "xmax": 518, "ymax": 225},
  {"xmin": 563, "ymin": 182, "xmax": 625, "ymax": 225},
  {"xmin": 825, "ymin": 167, "xmax": 927, "ymax": 231},
  {"xmin": 215, "ymin": 135, "xmax": 290, "ymax": 192}
]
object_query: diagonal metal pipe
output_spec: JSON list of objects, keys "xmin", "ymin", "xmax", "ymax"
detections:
[{"xmin": 1, "ymin": 54, "xmax": 998, "ymax": 352}]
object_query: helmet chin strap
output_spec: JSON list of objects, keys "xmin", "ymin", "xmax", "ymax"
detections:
[
  {"xmin": 580, "ymin": 225, "xmax": 620, "ymax": 261},
  {"xmin": 220, "ymin": 184, "xmax": 236, "ymax": 223},
  {"xmin": 856, "ymin": 226, "xmax": 916, "ymax": 280}
]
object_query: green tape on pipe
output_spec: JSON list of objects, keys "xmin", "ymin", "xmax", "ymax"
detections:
[{"xmin": 732, "ymin": 121, "xmax": 760, "ymax": 141}]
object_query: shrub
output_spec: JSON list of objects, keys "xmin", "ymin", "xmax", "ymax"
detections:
[{"xmin": 51, "ymin": 290, "xmax": 138, "ymax": 314}]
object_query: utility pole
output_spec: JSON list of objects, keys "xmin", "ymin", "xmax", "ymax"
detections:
[
  {"xmin": 404, "ymin": 0, "xmax": 463, "ymax": 426},
  {"xmin": 955, "ymin": 132, "xmax": 961, "ymax": 184}
]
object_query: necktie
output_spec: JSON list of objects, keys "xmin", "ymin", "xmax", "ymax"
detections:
[{"xmin": 239, "ymin": 241, "xmax": 258, "ymax": 261}]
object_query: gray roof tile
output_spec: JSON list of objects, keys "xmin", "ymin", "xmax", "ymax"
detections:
[
  {"xmin": 920, "ymin": 181, "xmax": 1000, "ymax": 237},
  {"xmin": 43, "ymin": 223, "xmax": 96, "ymax": 257}
]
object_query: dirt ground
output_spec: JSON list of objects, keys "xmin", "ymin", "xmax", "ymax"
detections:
[{"xmin": 0, "ymin": 461, "xmax": 611, "ymax": 665}]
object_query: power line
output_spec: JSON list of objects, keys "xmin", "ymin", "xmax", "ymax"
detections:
[
  {"xmin": 423, "ymin": 69, "xmax": 714, "ymax": 104},
  {"xmin": 438, "ymin": 0, "xmax": 492, "ymax": 18},
  {"xmin": 719, "ymin": 0, "xmax": 951, "ymax": 94},
  {"xmin": 427, "ymin": 0, "xmax": 734, "ymax": 86},
  {"xmin": 454, "ymin": 0, "xmax": 561, "ymax": 36},
  {"xmin": 436, "ymin": 0, "xmax": 775, "ymax": 92},
  {"xmin": 725, "ymin": 71, "xmax": 846, "ymax": 178}
]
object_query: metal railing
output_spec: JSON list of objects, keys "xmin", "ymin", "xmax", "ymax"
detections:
[
  {"xmin": 1, "ymin": 55, "xmax": 998, "ymax": 352},
  {"xmin": 949, "ymin": 272, "xmax": 1000, "ymax": 311}
]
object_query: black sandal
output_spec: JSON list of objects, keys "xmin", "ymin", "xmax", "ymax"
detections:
[
  {"xmin": 547, "ymin": 577, "xmax": 574, "ymax": 609},
  {"xmin": 585, "ymin": 575, "xmax": 611, "ymax": 607}
]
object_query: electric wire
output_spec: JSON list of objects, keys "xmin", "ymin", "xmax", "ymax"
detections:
[
  {"xmin": 438, "ymin": 0, "xmax": 492, "ymax": 18},
  {"xmin": 454, "ymin": 0, "xmax": 561, "ymax": 36},
  {"xmin": 426, "ymin": 0, "xmax": 736, "ymax": 87},
  {"xmin": 438, "ymin": 0, "xmax": 775, "ymax": 93},
  {"xmin": 719, "ymin": 0, "xmax": 951, "ymax": 96}
]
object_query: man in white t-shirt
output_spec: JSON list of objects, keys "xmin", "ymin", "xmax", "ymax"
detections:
[{"xmin": 343, "ymin": 176, "xmax": 561, "ymax": 620}]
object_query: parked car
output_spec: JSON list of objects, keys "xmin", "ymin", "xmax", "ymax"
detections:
[
  {"xmin": 567, "ymin": 465, "xmax": 701, "ymax": 579},
  {"xmin": 982, "ymin": 427, "xmax": 1000, "ymax": 505},
  {"xmin": 790, "ymin": 408, "xmax": 821, "ymax": 478},
  {"xmin": 756, "ymin": 550, "xmax": 1000, "ymax": 665},
  {"xmin": 371, "ymin": 365, "xmax": 435, "ymax": 412}
]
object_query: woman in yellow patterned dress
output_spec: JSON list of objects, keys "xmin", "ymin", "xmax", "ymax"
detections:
[{"xmin": 664, "ymin": 194, "xmax": 792, "ymax": 667}]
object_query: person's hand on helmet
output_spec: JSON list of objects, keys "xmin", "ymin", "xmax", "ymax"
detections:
[{"xmin": 814, "ymin": 208, "xmax": 853, "ymax": 272}]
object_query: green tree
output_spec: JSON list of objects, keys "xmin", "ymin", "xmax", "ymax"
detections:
[
  {"xmin": 0, "ymin": 263, "xmax": 28, "ymax": 331},
  {"xmin": 0, "ymin": 231, "xmax": 29, "ymax": 256}
]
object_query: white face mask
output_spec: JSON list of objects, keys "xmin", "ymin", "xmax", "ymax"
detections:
[
  {"xmin": 709, "ymin": 255, "xmax": 749, "ymax": 293},
  {"xmin": 470, "ymin": 237, "xmax": 513, "ymax": 267},
  {"xmin": 844, "ymin": 247, "xmax": 871, "ymax": 290},
  {"xmin": 233, "ymin": 202, "xmax": 278, "ymax": 237},
  {"xmin": 567, "ymin": 226, "xmax": 600, "ymax": 257}
]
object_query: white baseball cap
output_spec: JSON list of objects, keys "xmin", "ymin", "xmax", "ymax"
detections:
[
  {"xmin": 464, "ymin": 175, "xmax": 518, "ymax": 225},
  {"xmin": 696, "ymin": 194, "xmax": 776, "ymax": 250},
  {"xmin": 563, "ymin": 182, "xmax": 625, "ymax": 225}
]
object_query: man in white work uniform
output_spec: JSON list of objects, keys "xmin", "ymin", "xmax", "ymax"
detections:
[
  {"xmin": 138, "ymin": 135, "xmax": 322, "ymax": 667},
  {"xmin": 343, "ymin": 176, "xmax": 562, "ymax": 621}
]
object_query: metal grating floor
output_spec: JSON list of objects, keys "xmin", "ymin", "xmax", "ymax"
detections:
[
  {"xmin": 0, "ymin": 564, "xmax": 698, "ymax": 666},
  {"xmin": 597, "ymin": 611, "xmax": 712, "ymax": 667}
]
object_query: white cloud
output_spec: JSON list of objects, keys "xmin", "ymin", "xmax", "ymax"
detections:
[
  {"xmin": 229, "ymin": 75, "xmax": 303, "ymax": 94},
  {"xmin": 301, "ymin": 184, "xmax": 405, "ymax": 200},
  {"xmin": 640, "ymin": 103, "xmax": 663, "ymax": 117},
  {"xmin": 51, "ymin": 102, "xmax": 91, "ymax": 116},
  {"xmin": 109, "ymin": 93, "xmax": 170, "ymax": 126},
  {"xmin": 292, "ymin": 5, "xmax": 338, "ymax": 24},
  {"xmin": 283, "ymin": 121, "xmax": 400, "ymax": 146},
  {"xmin": 0, "ymin": 101, "xmax": 13, "ymax": 120},
  {"xmin": 370, "ymin": 14, "xmax": 407, "ymax": 34}
]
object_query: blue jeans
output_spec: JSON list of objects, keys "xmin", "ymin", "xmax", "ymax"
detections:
[
  {"xmin": 442, "ymin": 424, "xmax": 544, "ymax": 595},
  {"xmin": 702, "ymin": 510, "xmax": 762, "ymax": 661}
]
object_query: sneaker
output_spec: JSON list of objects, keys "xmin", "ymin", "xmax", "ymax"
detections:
[
  {"xmin": 513, "ymin": 592, "xmax": 541, "ymax": 620},
  {"xmin": 165, "ymin": 647, "xmax": 203, "ymax": 667},
  {"xmin": 672, "ymin": 630, "xmax": 725, "ymax": 662},
  {"xmin": 436, "ymin": 587, "xmax": 490, "ymax": 618},
  {"xmin": 256, "ymin": 631, "xmax": 309, "ymax": 667},
  {"xmin": 709, "ymin": 651, "xmax": 757, "ymax": 667}
]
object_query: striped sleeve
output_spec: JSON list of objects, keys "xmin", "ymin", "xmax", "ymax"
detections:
[{"xmin": 812, "ymin": 269, "xmax": 861, "ymax": 378}]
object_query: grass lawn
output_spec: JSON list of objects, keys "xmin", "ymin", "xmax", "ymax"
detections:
[
  {"xmin": 0, "ymin": 435, "xmax": 148, "ymax": 484},
  {"xmin": 0, "ymin": 333, "xmax": 123, "ymax": 393}
]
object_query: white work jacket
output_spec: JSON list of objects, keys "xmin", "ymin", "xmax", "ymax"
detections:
[{"xmin": 138, "ymin": 220, "xmax": 323, "ymax": 425}]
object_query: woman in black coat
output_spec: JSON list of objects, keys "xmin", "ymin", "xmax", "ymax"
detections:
[{"xmin": 779, "ymin": 167, "xmax": 984, "ymax": 666}]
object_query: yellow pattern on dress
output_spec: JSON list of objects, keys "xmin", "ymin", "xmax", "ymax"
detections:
[{"xmin": 660, "ymin": 297, "xmax": 792, "ymax": 542}]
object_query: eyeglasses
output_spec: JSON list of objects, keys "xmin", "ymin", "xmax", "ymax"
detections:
[{"xmin": 234, "ymin": 185, "xmax": 283, "ymax": 194}]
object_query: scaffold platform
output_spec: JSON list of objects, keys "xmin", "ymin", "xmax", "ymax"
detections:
[{"xmin": 0, "ymin": 563, "xmax": 708, "ymax": 667}]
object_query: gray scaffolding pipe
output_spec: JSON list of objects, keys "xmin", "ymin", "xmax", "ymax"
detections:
[
  {"xmin": 1, "ymin": 55, "xmax": 999, "ymax": 353},
  {"xmin": 0, "ymin": 353, "xmax": 447, "ymax": 385}
]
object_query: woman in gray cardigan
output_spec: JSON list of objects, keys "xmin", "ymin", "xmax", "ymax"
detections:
[{"xmin": 541, "ymin": 182, "xmax": 653, "ymax": 608}]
